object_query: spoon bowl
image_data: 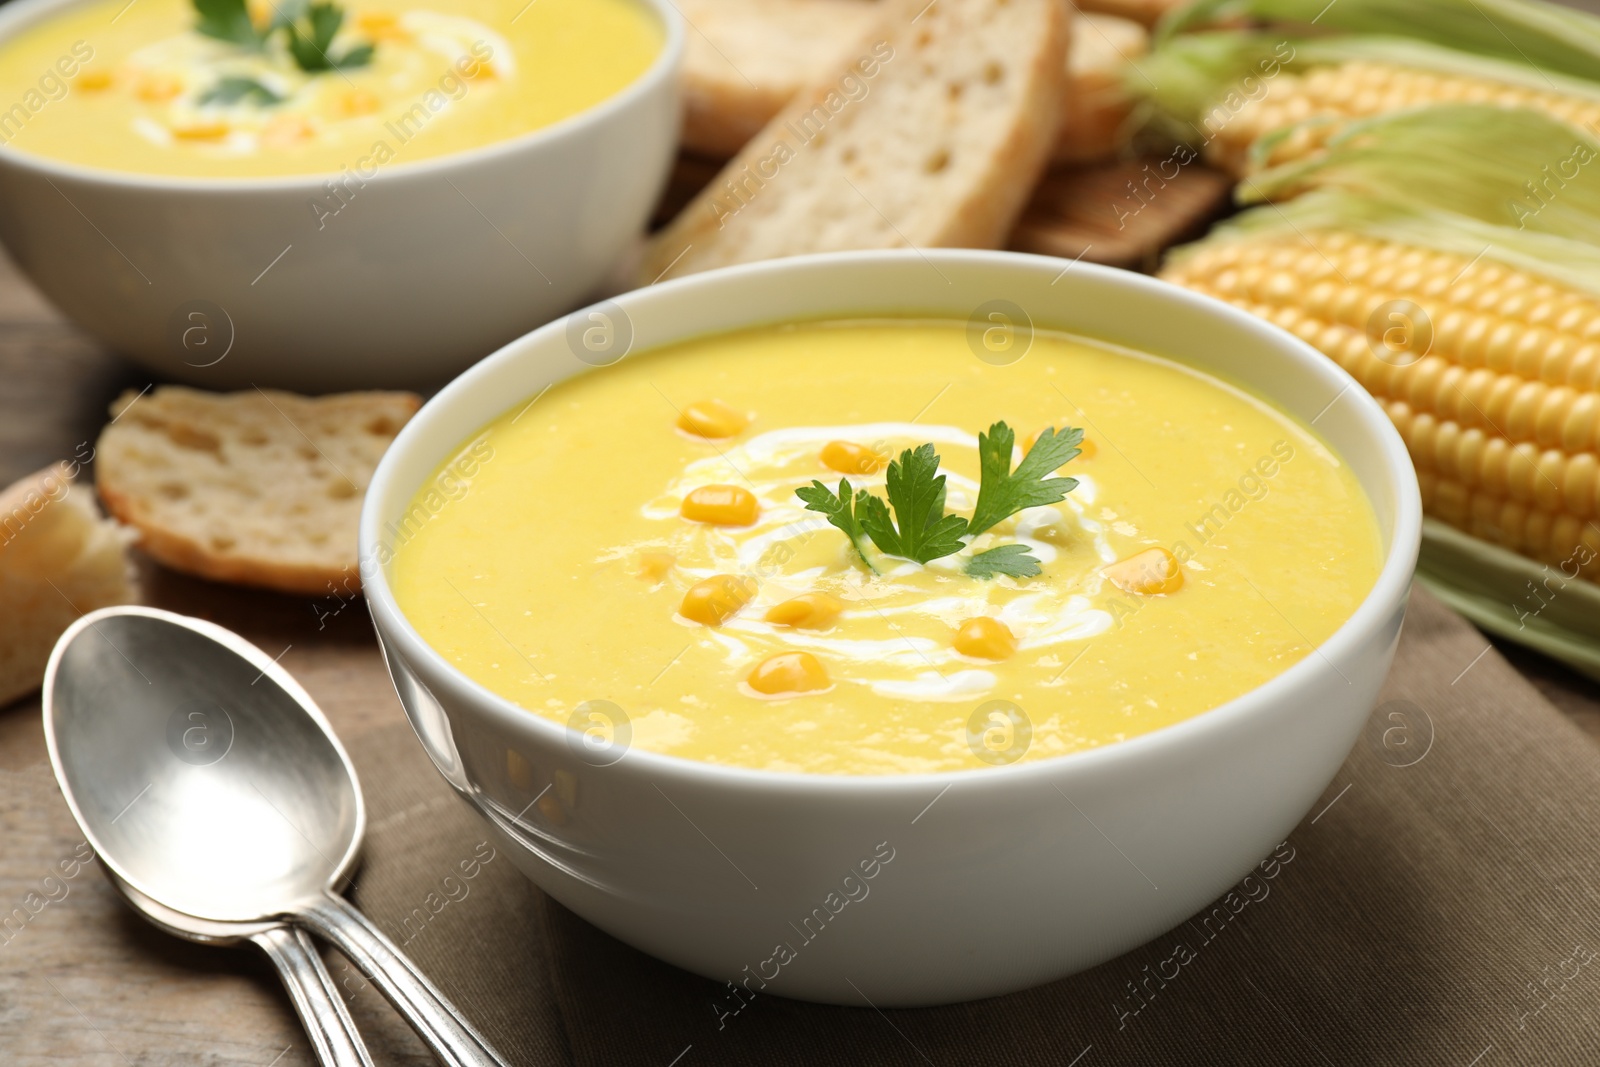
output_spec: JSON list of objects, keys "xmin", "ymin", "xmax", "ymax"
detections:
[{"xmin": 45, "ymin": 606, "xmax": 361, "ymax": 922}]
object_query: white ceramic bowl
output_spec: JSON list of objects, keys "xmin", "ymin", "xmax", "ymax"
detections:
[
  {"xmin": 0, "ymin": 0, "xmax": 682, "ymax": 391},
  {"xmin": 360, "ymin": 250, "xmax": 1422, "ymax": 1006}
]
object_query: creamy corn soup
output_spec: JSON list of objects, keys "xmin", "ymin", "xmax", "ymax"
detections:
[
  {"xmin": 390, "ymin": 320, "xmax": 1382, "ymax": 775},
  {"xmin": 0, "ymin": 0, "xmax": 660, "ymax": 177}
]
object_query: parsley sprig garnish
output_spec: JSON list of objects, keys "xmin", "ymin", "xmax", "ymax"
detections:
[
  {"xmin": 964, "ymin": 543, "xmax": 1044, "ymax": 580},
  {"xmin": 858, "ymin": 443, "xmax": 972, "ymax": 564},
  {"xmin": 195, "ymin": 0, "xmax": 263, "ymax": 48},
  {"xmin": 198, "ymin": 74, "xmax": 283, "ymax": 105},
  {"xmin": 795, "ymin": 477, "xmax": 877, "ymax": 573},
  {"xmin": 968, "ymin": 423, "xmax": 1082, "ymax": 535},
  {"xmin": 286, "ymin": 2, "xmax": 375, "ymax": 71},
  {"xmin": 194, "ymin": 0, "xmax": 375, "ymax": 75},
  {"xmin": 796, "ymin": 421, "xmax": 1082, "ymax": 580}
]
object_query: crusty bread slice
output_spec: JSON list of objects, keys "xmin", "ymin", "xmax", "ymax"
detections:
[
  {"xmin": 95, "ymin": 387, "xmax": 420, "ymax": 597},
  {"xmin": 679, "ymin": 0, "xmax": 883, "ymax": 158},
  {"xmin": 1055, "ymin": 12, "xmax": 1147, "ymax": 163},
  {"xmin": 677, "ymin": 3, "xmax": 1136, "ymax": 166},
  {"xmin": 1009, "ymin": 156, "xmax": 1232, "ymax": 270},
  {"xmin": 1074, "ymin": 0, "xmax": 1184, "ymax": 28},
  {"xmin": 0, "ymin": 463, "xmax": 137, "ymax": 706},
  {"xmin": 641, "ymin": 0, "xmax": 1071, "ymax": 283}
]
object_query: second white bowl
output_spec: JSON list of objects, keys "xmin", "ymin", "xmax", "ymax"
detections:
[{"xmin": 0, "ymin": 0, "xmax": 683, "ymax": 391}]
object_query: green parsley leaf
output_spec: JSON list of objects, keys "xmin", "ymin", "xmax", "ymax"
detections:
[
  {"xmin": 195, "ymin": 0, "xmax": 375, "ymax": 73},
  {"xmin": 194, "ymin": 0, "xmax": 266, "ymax": 47},
  {"xmin": 285, "ymin": 1, "xmax": 373, "ymax": 71},
  {"xmin": 796, "ymin": 478, "xmax": 877, "ymax": 572},
  {"xmin": 967, "ymin": 422, "xmax": 1082, "ymax": 536},
  {"xmin": 965, "ymin": 543, "xmax": 1043, "ymax": 580},
  {"xmin": 334, "ymin": 42, "xmax": 375, "ymax": 68},
  {"xmin": 856, "ymin": 443, "xmax": 970, "ymax": 564},
  {"xmin": 198, "ymin": 75, "xmax": 284, "ymax": 106}
]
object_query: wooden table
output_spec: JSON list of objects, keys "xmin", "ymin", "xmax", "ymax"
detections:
[
  {"xmin": 0, "ymin": 250, "xmax": 440, "ymax": 1065},
  {"xmin": 3, "ymin": 247, "xmax": 1600, "ymax": 1063}
]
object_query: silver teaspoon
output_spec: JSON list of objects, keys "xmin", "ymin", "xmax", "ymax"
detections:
[
  {"xmin": 44, "ymin": 605, "xmax": 508, "ymax": 1067},
  {"xmin": 112, "ymin": 873, "xmax": 371, "ymax": 1067}
]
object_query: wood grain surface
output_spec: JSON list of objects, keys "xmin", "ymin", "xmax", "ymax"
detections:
[
  {"xmin": 0, "ymin": 250, "xmax": 436, "ymax": 1066},
  {"xmin": 2, "ymin": 208, "xmax": 1599, "ymax": 1065}
]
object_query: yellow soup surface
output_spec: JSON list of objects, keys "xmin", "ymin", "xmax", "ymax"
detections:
[
  {"xmin": 0, "ymin": 0, "xmax": 661, "ymax": 177},
  {"xmin": 390, "ymin": 320, "xmax": 1384, "ymax": 775}
]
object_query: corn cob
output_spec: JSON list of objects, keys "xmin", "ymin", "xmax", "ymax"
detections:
[
  {"xmin": 1162, "ymin": 231, "xmax": 1600, "ymax": 577},
  {"xmin": 1207, "ymin": 60, "xmax": 1600, "ymax": 174},
  {"xmin": 1415, "ymin": 466, "xmax": 1600, "ymax": 578}
]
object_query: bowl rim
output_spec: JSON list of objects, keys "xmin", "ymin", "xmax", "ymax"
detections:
[
  {"xmin": 0, "ymin": 0, "xmax": 684, "ymax": 191},
  {"xmin": 360, "ymin": 248, "xmax": 1423, "ymax": 794}
]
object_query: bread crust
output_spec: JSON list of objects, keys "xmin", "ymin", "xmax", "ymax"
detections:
[
  {"xmin": 0, "ymin": 463, "xmax": 137, "ymax": 706},
  {"xmin": 923, "ymin": 0, "xmax": 1072, "ymax": 249},
  {"xmin": 642, "ymin": 0, "xmax": 1073, "ymax": 283},
  {"xmin": 94, "ymin": 387, "xmax": 420, "ymax": 598},
  {"xmin": 679, "ymin": 0, "xmax": 883, "ymax": 157}
]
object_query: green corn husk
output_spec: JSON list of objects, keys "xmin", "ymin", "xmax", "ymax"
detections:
[
  {"xmin": 1243, "ymin": 105, "xmax": 1600, "ymax": 240},
  {"xmin": 1156, "ymin": 0, "xmax": 1600, "ymax": 84},
  {"xmin": 1417, "ymin": 520, "xmax": 1600, "ymax": 683},
  {"xmin": 1168, "ymin": 182, "xmax": 1600, "ymax": 297},
  {"xmin": 1134, "ymin": 30, "xmax": 1600, "ymax": 135}
]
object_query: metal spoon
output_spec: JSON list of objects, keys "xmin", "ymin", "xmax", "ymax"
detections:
[
  {"xmin": 111, "ymin": 872, "xmax": 372, "ymax": 1067},
  {"xmin": 44, "ymin": 605, "xmax": 507, "ymax": 1067}
]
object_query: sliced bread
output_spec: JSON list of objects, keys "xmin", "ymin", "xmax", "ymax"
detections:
[
  {"xmin": 641, "ymin": 0, "xmax": 1072, "ymax": 283},
  {"xmin": 0, "ymin": 463, "xmax": 137, "ymax": 706},
  {"xmin": 678, "ymin": 3, "xmax": 1139, "ymax": 166},
  {"xmin": 679, "ymin": 0, "xmax": 883, "ymax": 158},
  {"xmin": 95, "ymin": 387, "xmax": 420, "ymax": 597},
  {"xmin": 1009, "ymin": 156, "xmax": 1232, "ymax": 269}
]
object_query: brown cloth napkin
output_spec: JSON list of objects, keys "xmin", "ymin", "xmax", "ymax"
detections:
[
  {"xmin": 344, "ymin": 586, "xmax": 1600, "ymax": 1066},
  {"xmin": 5, "ymin": 586, "xmax": 1600, "ymax": 1066}
]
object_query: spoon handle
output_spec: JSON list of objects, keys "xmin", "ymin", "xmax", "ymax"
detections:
[
  {"xmin": 300, "ymin": 892, "xmax": 509, "ymax": 1067},
  {"xmin": 252, "ymin": 925, "xmax": 375, "ymax": 1067}
]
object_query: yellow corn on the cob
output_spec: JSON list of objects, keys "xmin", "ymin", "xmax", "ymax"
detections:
[
  {"xmin": 1208, "ymin": 60, "xmax": 1600, "ymax": 173},
  {"xmin": 1162, "ymin": 231, "xmax": 1600, "ymax": 579}
]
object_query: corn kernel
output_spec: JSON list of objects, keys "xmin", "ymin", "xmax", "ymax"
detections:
[
  {"xmin": 764, "ymin": 592, "xmax": 844, "ymax": 629},
  {"xmin": 1104, "ymin": 547, "xmax": 1184, "ymax": 595},
  {"xmin": 953, "ymin": 616, "xmax": 1017, "ymax": 660},
  {"xmin": 338, "ymin": 90, "xmax": 382, "ymax": 116},
  {"xmin": 677, "ymin": 399, "xmax": 749, "ymax": 438},
  {"xmin": 633, "ymin": 550, "xmax": 674, "ymax": 582},
  {"xmin": 681, "ymin": 485, "xmax": 758, "ymax": 525},
  {"xmin": 820, "ymin": 440, "xmax": 885, "ymax": 474},
  {"xmin": 261, "ymin": 116, "xmax": 316, "ymax": 148},
  {"xmin": 172, "ymin": 121, "xmax": 230, "ymax": 141},
  {"xmin": 136, "ymin": 73, "xmax": 183, "ymax": 102},
  {"xmin": 679, "ymin": 575, "xmax": 757, "ymax": 626},
  {"xmin": 506, "ymin": 749, "xmax": 534, "ymax": 791},
  {"xmin": 75, "ymin": 70, "xmax": 111, "ymax": 92},
  {"xmin": 747, "ymin": 651, "xmax": 830, "ymax": 695},
  {"xmin": 537, "ymin": 790, "xmax": 567, "ymax": 825},
  {"xmin": 356, "ymin": 10, "xmax": 409, "ymax": 38}
]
